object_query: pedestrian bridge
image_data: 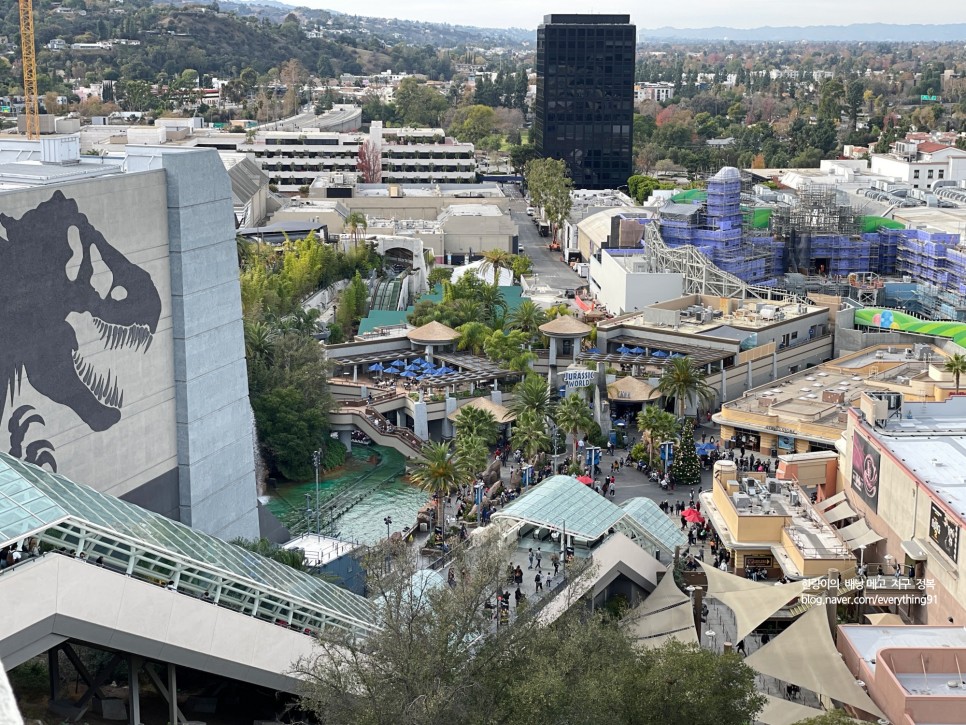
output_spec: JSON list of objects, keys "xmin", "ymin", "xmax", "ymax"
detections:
[{"xmin": 0, "ymin": 451, "xmax": 377, "ymax": 710}]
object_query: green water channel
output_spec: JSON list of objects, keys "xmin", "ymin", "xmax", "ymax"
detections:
[{"xmin": 265, "ymin": 445, "xmax": 429, "ymax": 545}]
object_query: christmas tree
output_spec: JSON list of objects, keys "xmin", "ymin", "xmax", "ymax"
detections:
[{"xmin": 670, "ymin": 419, "xmax": 701, "ymax": 487}]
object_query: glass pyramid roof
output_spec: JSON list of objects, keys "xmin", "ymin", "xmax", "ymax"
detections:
[
  {"xmin": 0, "ymin": 452, "xmax": 375, "ymax": 629},
  {"xmin": 494, "ymin": 475, "xmax": 625, "ymax": 540},
  {"xmin": 620, "ymin": 497, "xmax": 687, "ymax": 554}
]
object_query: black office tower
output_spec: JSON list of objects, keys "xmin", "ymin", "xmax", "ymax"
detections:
[{"xmin": 534, "ymin": 14, "xmax": 635, "ymax": 190}]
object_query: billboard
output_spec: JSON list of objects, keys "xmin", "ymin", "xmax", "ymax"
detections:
[
  {"xmin": 929, "ymin": 502, "xmax": 960, "ymax": 563},
  {"xmin": 850, "ymin": 431, "xmax": 881, "ymax": 513}
]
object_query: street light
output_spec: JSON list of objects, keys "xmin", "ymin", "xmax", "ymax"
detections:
[
  {"xmin": 884, "ymin": 553, "xmax": 895, "ymax": 576},
  {"xmin": 312, "ymin": 449, "xmax": 322, "ymax": 536},
  {"xmin": 384, "ymin": 516, "xmax": 393, "ymax": 540},
  {"xmin": 859, "ymin": 544, "xmax": 867, "ymax": 569},
  {"xmin": 704, "ymin": 629, "xmax": 717, "ymax": 650}
]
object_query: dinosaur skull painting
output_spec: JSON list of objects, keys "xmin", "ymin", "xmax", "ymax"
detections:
[{"xmin": 0, "ymin": 190, "xmax": 162, "ymax": 433}]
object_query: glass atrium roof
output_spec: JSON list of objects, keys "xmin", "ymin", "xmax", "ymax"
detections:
[
  {"xmin": 0, "ymin": 452, "xmax": 375, "ymax": 632},
  {"xmin": 620, "ymin": 497, "xmax": 687, "ymax": 554},
  {"xmin": 494, "ymin": 475, "xmax": 626, "ymax": 541}
]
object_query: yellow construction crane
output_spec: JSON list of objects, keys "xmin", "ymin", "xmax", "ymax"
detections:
[{"xmin": 18, "ymin": 0, "xmax": 40, "ymax": 139}]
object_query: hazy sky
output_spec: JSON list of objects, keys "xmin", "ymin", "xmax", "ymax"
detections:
[{"xmin": 303, "ymin": 1, "xmax": 966, "ymax": 31}]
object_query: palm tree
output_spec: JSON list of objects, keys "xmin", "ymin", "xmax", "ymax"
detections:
[
  {"xmin": 510, "ymin": 410, "xmax": 551, "ymax": 463},
  {"xmin": 455, "ymin": 434, "xmax": 489, "ymax": 481},
  {"xmin": 636, "ymin": 406, "xmax": 679, "ymax": 468},
  {"xmin": 510, "ymin": 253, "xmax": 533, "ymax": 282},
  {"xmin": 243, "ymin": 319, "xmax": 277, "ymax": 364},
  {"xmin": 453, "ymin": 405, "xmax": 499, "ymax": 445},
  {"xmin": 476, "ymin": 284, "xmax": 508, "ymax": 326},
  {"xmin": 506, "ymin": 300, "xmax": 547, "ymax": 343},
  {"xmin": 944, "ymin": 352, "xmax": 966, "ymax": 394},
  {"xmin": 509, "ymin": 375, "xmax": 552, "ymax": 420},
  {"xmin": 545, "ymin": 303, "xmax": 573, "ymax": 320},
  {"xmin": 657, "ymin": 356, "xmax": 717, "ymax": 419},
  {"xmin": 344, "ymin": 211, "xmax": 367, "ymax": 248},
  {"xmin": 410, "ymin": 441, "xmax": 462, "ymax": 533},
  {"xmin": 554, "ymin": 393, "xmax": 593, "ymax": 463},
  {"xmin": 452, "ymin": 299, "xmax": 485, "ymax": 327},
  {"xmin": 478, "ymin": 249, "xmax": 513, "ymax": 287},
  {"xmin": 456, "ymin": 321, "xmax": 491, "ymax": 355}
]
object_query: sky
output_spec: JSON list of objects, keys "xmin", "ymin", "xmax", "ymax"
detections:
[{"xmin": 300, "ymin": 1, "xmax": 966, "ymax": 31}]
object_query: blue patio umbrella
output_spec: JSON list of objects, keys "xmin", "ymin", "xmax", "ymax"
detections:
[
  {"xmin": 652, "ymin": 350, "xmax": 668, "ymax": 358},
  {"xmin": 400, "ymin": 370, "xmax": 417, "ymax": 378},
  {"xmin": 405, "ymin": 364, "xmax": 420, "ymax": 371},
  {"xmin": 436, "ymin": 366, "xmax": 455, "ymax": 374},
  {"xmin": 390, "ymin": 359, "xmax": 406, "ymax": 368},
  {"xmin": 630, "ymin": 347, "xmax": 644, "ymax": 354},
  {"xmin": 368, "ymin": 362, "xmax": 385, "ymax": 372},
  {"xmin": 587, "ymin": 347, "xmax": 600, "ymax": 354},
  {"xmin": 411, "ymin": 357, "xmax": 427, "ymax": 366},
  {"xmin": 617, "ymin": 345, "xmax": 631, "ymax": 353},
  {"xmin": 671, "ymin": 352, "xmax": 685, "ymax": 358}
]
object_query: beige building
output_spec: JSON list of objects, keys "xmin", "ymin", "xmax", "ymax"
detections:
[
  {"xmin": 593, "ymin": 295, "xmax": 834, "ymax": 412},
  {"xmin": 715, "ymin": 344, "xmax": 950, "ymax": 458},
  {"xmin": 833, "ymin": 396, "xmax": 966, "ymax": 626}
]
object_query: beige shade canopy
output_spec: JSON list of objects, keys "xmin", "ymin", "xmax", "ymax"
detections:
[
  {"xmin": 635, "ymin": 569, "xmax": 691, "ymax": 614},
  {"xmin": 538, "ymin": 315, "xmax": 592, "ymax": 336},
  {"xmin": 607, "ymin": 376, "xmax": 661, "ymax": 403},
  {"xmin": 446, "ymin": 397, "xmax": 516, "ymax": 425},
  {"xmin": 755, "ymin": 694, "xmax": 839, "ymax": 725},
  {"xmin": 864, "ymin": 612, "xmax": 905, "ymax": 625},
  {"xmin": 701, "ymin": 562, "xmax": 817, "ymax": 642},
  {"xmin": 813, "ymin": 490, "xmax": 847, "ymax": 512},
  {"xmin": 406, "ymin": 320, "xmax": 460, "ymax": 344},
  {"xmin": 836, "ymin": 519, "xmax": 871, "ymax": 542},
  {"xmin": 823, "ymin": 501, "xmax": 858, "ymax": 524},
  {"xmin": 848, "ymin": 529, "xmax": 884, "ymax": 549},
  {"xmin": 629, "ymin": 615, "xmax": 699, "ymax": 649},
  {"xmin": 745, "ymin": 606, "xmax": 887, "ymax": 719}
]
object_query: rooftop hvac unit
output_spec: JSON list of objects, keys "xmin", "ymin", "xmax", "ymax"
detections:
[
  {"xmin": 789, "ymin": 491, "xmax": 800, "ymax": 506},
  {"xmin": 905, "ymin": 348, "xmax": 914, "ymax": 357},
  {"xmin": 733, "ymin": 493, "xmax": 752, "ymax": 509},
  {"xmin": 768, "ymin": 480, "xmax": 782, "ymax": 494},
  {"xmin": 888, "ymin": 347, "xmax": 896, "ymax": 354}
]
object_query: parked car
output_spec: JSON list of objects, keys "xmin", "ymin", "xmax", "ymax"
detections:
[{"xmin": 526, "ymin": 206, "xmax": 535, "ymax": 216}]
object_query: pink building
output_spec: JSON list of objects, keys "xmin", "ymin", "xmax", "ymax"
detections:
[{"xmin": 838, "ymin": 625, "xmax": 966, "ymax": 724}]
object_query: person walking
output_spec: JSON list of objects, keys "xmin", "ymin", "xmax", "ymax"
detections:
[
  {"xmin": 528, "ymin": 548, "xmax": 534, "ymax": 569},
  {"xmin": 535, "ymin": 547, "xmax": 542, "ymax": 571},
  {"xmin": 514, "ymin": 565, "xmax": 524, "ymax": 586},
  {"xmin": 515, "ymin": 587, "xmax": 523, "ymax": 607},
  {"xmin": 534, "ymin": 572, "xmax": 543, "ymax": 592}
]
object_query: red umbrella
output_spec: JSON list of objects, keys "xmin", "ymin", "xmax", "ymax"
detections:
[
  {"xmin": 576, "ymin": 475, "xmax": 593, "ymax": 485},
  {"xmin": 683, "ymin": 507, "xmax": 705, "ymax": 524}
]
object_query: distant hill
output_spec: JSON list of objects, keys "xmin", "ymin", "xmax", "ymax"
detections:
[
  {"xmin": 153, "ymin": 0, "xmax": 533, "ymax": 48},
  {"xmin": 638, "ymin": 23, "xmax": 966, "ymax": 42}
]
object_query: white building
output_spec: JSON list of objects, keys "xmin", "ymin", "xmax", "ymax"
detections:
[
  {"xmin": 196, "ymin": 120, "xmax": 476, "ymax": 193},
  {"xmin": 634, "ymin": 82, "xmax": 675, "ymax": 103},
  {"xmin": 588, "ymin": 249, "xmax": 684, "ymax": 315},
  {"xmin": 870, "ymin": 140, "xmax": 966, "ymax": 190}
]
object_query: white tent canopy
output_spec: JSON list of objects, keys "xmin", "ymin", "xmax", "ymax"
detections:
[
  {"xmin": 745, "ymin": 606, "xmax": 887, "ymax": 719},
  {"xmin": 623, "ymin": 571, "xmax": 697, "ymax": 647},
  {"xmin": 755, "ymin": 694, "xmax": 833, "ymax": 725},
  {"xmin": 823, "ymin": 501, "xmax": 858, "ymax": 524},
  {"xmin": 701, "ymin": 563, "xmax": 816, "ymax": 642},
  {"xmin": 813, "ymin": 491, "xmax": 847, "ymax": 512}
]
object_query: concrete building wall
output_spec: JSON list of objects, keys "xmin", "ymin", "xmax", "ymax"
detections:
[
  {"xmin": 154, "ymin": 148, "xmax": 259, "ymax": 540},
  {"xmin": 589, "ymin": 252, "xmax": 684, "ymax": 315}
]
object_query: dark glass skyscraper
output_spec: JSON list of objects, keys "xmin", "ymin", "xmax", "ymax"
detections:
[{"xmin": 534, "ymin": 14, "xmax": 636, "ymax": 190}]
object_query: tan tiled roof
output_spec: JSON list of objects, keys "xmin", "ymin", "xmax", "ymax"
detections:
[
  {"xmin": 607, "ymin": 376, "xmax": 661, "ymax": 402},
  {"xmin": 407, "ymin": 320, "xmax": 459, "ymax": 343},
  {"xmin": 446, "ymin": 396, "xmax": 516, "ymax": 424},
  {"xmin": 538, "ymin": 315, "xmax": 591, "ymax": 336}
]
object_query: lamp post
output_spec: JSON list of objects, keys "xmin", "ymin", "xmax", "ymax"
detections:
[
  {"xmin": 312, "ymin": 449, "xmax": 322, "ymax": 536},
  {"xmin": 384, "ymin": 516, "xmax": 393, "ymax": 573},
  {"xmin": 704, "ymin": 629, "xmax": 717, "ymax": 651},
  {"xmin": 384, "ymin": 516, "xmax": 393, "ymax": 540},
  {"xmin": 859, "ymin": 544, "xmax": 867, "ymax": 569},
  {"xmin": 884, "ymin": 553, "xmax": 894, "ymax": 577}
]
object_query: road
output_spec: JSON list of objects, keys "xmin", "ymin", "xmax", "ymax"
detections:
[{"xmin": 505, "ymin": 194, "xmax": 583, "ymax": 303}]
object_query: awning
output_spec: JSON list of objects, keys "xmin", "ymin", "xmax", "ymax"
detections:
[
  {"xmin": 813, "ymin": 490, "xmax": 847, "ymax": 512},
  {"xmin": 901, "ymin": 539, "xmax": 928, "ymax": 561},
  {"xmin": 626, "ymin": 603, "xmax": 696, "ymax": 641},
  {"xmin": 836, "ymin": 519, "xmax": 871, "ymax": 543},
  {"xmin": 755, "ymin": 694, "xmax": 832, "ymax": 725},
  {"xmin": 701, "ymin": 562, "xmax": 817, "ymax": 642},
  {"xmin": 865, "ymin": 613, "xmax": 905, "ymax": 625},
  {"xmin": 848, "ymin": 529, "xmax": 884, "ymax": 548},
  {"xmin": 823, "ymin": 501, "xmax": 858, "ymax": 524},
  {"xmin": 746, "ymin": 606, "xmax": 886, "ymax": 720}
]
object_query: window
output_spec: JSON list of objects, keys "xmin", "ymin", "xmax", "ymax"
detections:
[
  {"xmin": 928, "ymin": 169, "xmax": 934, "ymax": 179},
  {"xmin": 939, "ymin": 169, "xmax": 945, "ymax": 179},
  {"xmin": 913, "ymin": 169, "xmax": 920, "ymax": 179},
  {"xmin": 791, "ymin": 331, "xmax": 799, "ymax": 340}
]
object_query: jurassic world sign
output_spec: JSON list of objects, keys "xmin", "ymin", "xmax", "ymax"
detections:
[{"xmin": 563, "ymin": 369, "xmax": 597, "ymax": 389}]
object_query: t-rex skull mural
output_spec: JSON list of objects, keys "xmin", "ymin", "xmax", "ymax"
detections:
[{"xmin": 0, "ymin": 191, "xmax": 162, "ymax": 466}]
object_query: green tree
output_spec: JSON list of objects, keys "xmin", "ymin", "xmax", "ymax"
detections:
[
  {"xmin": 449, "ymin": 104, "xmax": 497, "ymax": 144},
  {"xmin": 817, "ymin": 78, "xmax": 845, "ymax": 122},
  {"xmin": 506, "ymin": 300, "xmax": 547, "ymax": 343},
  {"xmin": 478, "ymin": 248, "xmax": 513, "ymax": 287},
  {"xmin": 230, "ymin": 537, "xmax": 307, "ymax": 570},
  {"xmin": 510, "ymin": 409, "xmax": 551, "ymax": 462},
  {"xmin": 345, "ymin": 211, "xmax": 368, "ymax": 247},
  {"xmin": 525, "ymin": 157, "xmax": 573, "ymax": 244},
  {"xmin": 455, "ymin": 434, "xmax": 489, "ymax": 480},
  {"xmin": 510, "ymin": 254, "xmax": 533, "ymax": 282},
  {"xmin": 483, "ymin": 329, "xmax": 536, "ymax": 372},
  {"xmin": 509, "ymin": 375, "xmax": 553, "ymax": 420},
  {"xmin": 394, "ymin": 76, "xmax": 449, "ymax": 126},
  {"xmin": 410, "ymin": 441, "xmax": 463, "ymax": 531},
  {"xmin": 636, "ymin": 406, "xmax": 679, "ymax": 468},
  {"xmin": 509, "ymin": 144, "xmax": 540, "ymax": 176},
  {"xmin": 844, "ymin": 79, "xmax": 865, "ymax": 131},
  {"xmin": 427, "ymin": 267, "xmax": 454, "ymax": 287},
  {"xmin": 944, "ymin": 352, "xmax": 966, "ymax": 394},
  {"xmin": 554, "ymin": 393, "xmax": 594, "ymax": 463},
  {"xmin": 669, "ymin": 418, "xmax": 701, "ymax": 487},
  {"xmin": 251, "ymin": 385, "xmax": 329, "ymax": 480},
  {"xmin": 658, "ymin": 356, "xmax": 716, "ymax": 418},
  {"xmin": 453, "ymin": 405, "xmax": 500, "ymax": 445},
  {"xmin": 456, "ymin": 321, "xmax": 492, "ymax": 355}
]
